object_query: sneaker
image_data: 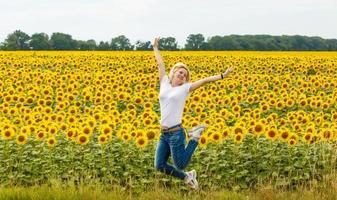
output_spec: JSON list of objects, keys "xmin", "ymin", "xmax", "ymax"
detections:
[
  {"xmin": 188, "ymin": 124, "xmax": 207, "ymax": 139},
  {"xmin": 184, "ymin": 170, "xmax": 198, "ymax": 190}
]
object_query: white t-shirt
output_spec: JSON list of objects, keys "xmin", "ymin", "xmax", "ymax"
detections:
[{"xmin": 159, "ymin": 75, "xmax": 191, "ymax": 127}]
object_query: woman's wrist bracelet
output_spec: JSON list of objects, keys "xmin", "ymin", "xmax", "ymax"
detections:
[{"xmin": 221, "ymin": 73, "xmax": 224, "ymax": 79}]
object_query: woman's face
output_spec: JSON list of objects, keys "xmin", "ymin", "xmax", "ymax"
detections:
[{"xmin": 172, "ymin": 68, "xmax": 188, "ymax": 86}]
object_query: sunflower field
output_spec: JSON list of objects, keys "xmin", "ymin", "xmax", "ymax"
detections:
[{"xmin": 1, "ymin": 51, "xmax": 337, "ymax": 191}]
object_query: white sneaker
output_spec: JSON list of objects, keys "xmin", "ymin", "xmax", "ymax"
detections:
[
  {"xmin": 188, "ymin": 124, "xmax": 207, "ymax": 140},
  {"xmin": 184, "ymin": 170, "xmax": 198, "ymax": 190}
]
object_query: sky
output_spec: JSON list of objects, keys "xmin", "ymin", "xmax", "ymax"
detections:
[{"xmin": 0, "ymin": 0, "xmax": 336, "ymax": 47}]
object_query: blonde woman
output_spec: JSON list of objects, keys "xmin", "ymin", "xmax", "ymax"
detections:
[{"xmin": 153, "ymin": 37, "xmax": 233, "ymax": 189}]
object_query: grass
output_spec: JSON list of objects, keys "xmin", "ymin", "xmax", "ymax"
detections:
[{"xmin": 1, "ymin": 176, "xmax": 337, "ymax": 200}]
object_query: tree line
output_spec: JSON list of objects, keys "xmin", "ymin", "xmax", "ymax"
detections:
[{"xmin": 1, "ymin": 30, "xmax": 337, "ymax": 51}]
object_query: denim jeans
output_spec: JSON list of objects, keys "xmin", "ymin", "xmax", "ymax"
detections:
[{"xmin": 154, "ymin": 125, "xmax": 198, "ymax": 180}]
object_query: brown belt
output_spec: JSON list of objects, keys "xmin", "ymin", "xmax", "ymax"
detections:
[{"xmin": 161, "ymin": 125, "xmax": 182, "ymax": 133}]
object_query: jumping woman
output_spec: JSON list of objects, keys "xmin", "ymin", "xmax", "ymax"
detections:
[{"xmin": 153, "ymin": 37, "xmax": 233, "ymax": 189}]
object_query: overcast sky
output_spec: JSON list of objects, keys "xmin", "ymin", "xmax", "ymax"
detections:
[{"xmin": 0, "ymin": 0, "xmax": 336, "ymax": 47}]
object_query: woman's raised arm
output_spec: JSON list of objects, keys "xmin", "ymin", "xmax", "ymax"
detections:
[
  {"xmin": 153, "ymin": 37, "xmax": 165, "ymax": 82},
  {"xmin": 189, "ymin": 67, "xmax": 233, "ymax": 93}
]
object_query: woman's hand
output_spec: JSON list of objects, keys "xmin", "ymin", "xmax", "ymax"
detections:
[
  {"xmin": 223, "ymin": 67, "xmax": 233, "ymax": 78},
  {"xmin": 153, "ymin": 37, "xmax": 160, "ymax": 49}
]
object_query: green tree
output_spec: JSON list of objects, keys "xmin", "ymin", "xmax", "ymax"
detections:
[
  {"xmin": 2, "ymin": 30, "xmax": 30, "ymax": 50},
  {"xmin": 110, "ymin": 35, "xmax": 133, "ymax": 50},
  {"xmin": 185, "ymin": 34, "xmax": 206, "ymax": 50},
  {"xmin": 50, "ymin": 32, "xmax": 76, "ymax": 50},
  {"xmin": 29, "ymin": 33, "xmax": 51, "ymax": 50},
  {"xmin": 135, "ymin": 40, "xmax": 152, "ymax": 50},
  {"xmin": 309, "ymin": 37, "xmax": 328, "ymax": 50},
  {"xmin": 0, "ymin": 42, "xmax": 5, "ymax": 50},
  {"xmin": 222, "ymin": 36, "xmax": 241, "ymax": 50},
  {"xmin": 76, "ymin": 39, "xmax": 97, "ymax": 50},
  {"xmin": 207, "ymin": 36, "xmax": 225, "ymax": 50},
  {"xmin": 86, "ymin": 39, "xmax": 97, "ymax": 50},
  {"xmin": 97, "ymin": 41, "xmax": 110, "ymax": 50},
  {"xmin": 326, "ymin": 39, "xmax": 337, "ymax": 50},
  {"xmin": 158, "ymin": 37, "xmax": 178, "ymax": 50}
]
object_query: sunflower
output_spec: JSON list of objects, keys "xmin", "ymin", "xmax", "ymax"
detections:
[
  {"xmin": 306, "ymin": 126, "xmax": 316, "ymax": 134},
  {"xmin": 135, "ymin": 137, "xmax": 148, "ymax": 148},
  {"xmin": 81, "ymin": 125, "xmax": 92, "ymax": 135},
  {"xmin": 265, "ymin": 127, "xmax": 278, "ymax": 141},
  {"xmin": 275, "ymin": 100, "xmax": 285, "ymax": 110},
  {"xmin": 303, "ymin": 132, "xmax": 312, "ymax": 144},
  {"xmin": 299, "ymin": 99, "xmax": 307, "ymax": 107},
  {"xmin": 9, "ymin": 107, "xmax": 18, "ymax": 116},
  {"xmin": 279, "ymin": 128, "xmax": 291, "ymax": 142},
  {"xmin": 286, "ymin": 98, "xmax": 295, "ymax": 107},
  {"xmin": 315, "ymin": 116, "xmax": 323, "ymax": 126},
  {"xmin": 133, "ymin": 96, "xmax": 143, "ymax": 105},
  {"xmin": 101, "ymin": 125, "xmax": 113, "ymax": 135},
  {"xmin": 77, "ymin": 134, "xmax": 89, "ymax": 145},
  {"xmin": 219, "ymin": 109, "xmax": 228, "ymax": 117},
  {"xmin": 144, "ymin": 101, "xmax": 153, "ymax": 110},
  {"xmin": 104, "ymin": 95, "xmax": 113, "ymax": 103},
  {"xmin": 48, "ymin": 124, "xmax": 58, "ymax": 135},
  {"xmin": 260, "ymin": 103, "xmax": 270, "ymax": 113},
  {"xmin": 92, "ymin": 112, "xmax": 103, "ymax": 122},
  {"xmin": 321, "ymin": 128, "xmax": 332, "ymax": 141},
  {"xmin": 321, "ymin": 102, "xmax": 330, "ymax": 111},
  {"xmin": 210, "ymin": 132, "xmax": 222, "ymax": 143},
  {"xmin": 197, "ymin": 134, "xmax": 207, "ymax": 147},
  {"xmin": 94, "ymin": 96, "xmax": 103, "ymax": 105},
  {"xmin": 331, "ymin": 113, "xmax": 337, "ymax": 122},
  {"xmin": 56, "ymin": 101, "xmax": 66, "ymax": 110},
  {"xmin": 310, "ymin": 99, "xmax": 318, "ymax": 109},
  {"xmin": 2, "ymin": 107, "xmax": 9, "ymax": 115},
  {"xmin": 4, "ymin": 95, "xmax": 12, "ymax": 103},
  {"xmin": 269, "ymin": 97, "xmax": 276, "ymax": 106},
  {"xmin": 130, "ymin": 129, "xmax": 138, "ymax": 138},
  {"xmin": 195, "ymin": 106, "xmax": 203, "ymax": 114},
  {"xmin": 247, "ymin": 96, "xmax": 255, "ymax": 104},
  {"xmin": 38, "ymin": 99, "xmax": 45, "ymax": 106},
  {"xmin": 143, "ymin": 118, "xmax": 153, "ymax": 126},
  {"xmin": 232, "ymin": 105, "xmax": 241, "ymax": 113},
  {"xmin": 66, "ymin": 128, "xmax": 77, "ymax": 140},
  {"xmin": 47, "ymin": 137, "xmax": 57, "ymax": 147},
  {"xmin": 146, "ymin": 129, "xmax": 156, "ymax": 140},
  {"xmin": 16, "ymin": 134, "xmax": 28, "ymax": 145},
  {"xmin": 252, "ymin": 121, "xmax": 265, "ymax": 137},
  {"xmin": 20, "ymin": 126, "xmax": 31, "ymax": 136},
  {"xmin": 56, "ymin": 114, "xmax": 65, "ymax": 123},
  {"xmin": 98, "ymin": 134, "xmax": 108, "ymax": 145},
  {"xmin": 232, "ymin": 124, "xmax": 246, "ymax": 135},
  {"xmin": 67, "ymin": 116, "xmax": 77, "ymax": 124},
  {"xmin": 233, "ymin": 133, "xmax": 244, "ymax": 144},
  {"xmin": 1, "ymin": 127, "xmax": 15, "ymax": 140},
  {"xmin": 288, "ymin": 138, "xmax": 297, "ymax": 146},
  {"xmin": 35, "ymin": 130, "xmax": 46, "ymax": 141},
  {"xmin": 121, "ymin": 133, "xmax": 131, "ymax": 143}
]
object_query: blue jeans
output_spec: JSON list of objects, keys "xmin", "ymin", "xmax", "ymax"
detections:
[{"xmin": 154, "ymin": 125, "xmax": 198, "ymax": 180}]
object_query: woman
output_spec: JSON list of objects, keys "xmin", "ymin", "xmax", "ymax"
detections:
[{"xmin": 153, "ymin": 37, "xmax": 233, "ymax": 189}]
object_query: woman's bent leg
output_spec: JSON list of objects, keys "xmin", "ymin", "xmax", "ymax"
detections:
[
  {"xmin": 154, "ymin": 134, "xmax": 186, "ymax": 179},
  {"xmin": 169, "ymin": 130, "xmax": 198, "ymax": 170}
]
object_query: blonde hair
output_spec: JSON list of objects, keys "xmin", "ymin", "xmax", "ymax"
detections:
[{"xmin": 168, "ymin": 62, "xmax": 191, "ymax": 83}]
